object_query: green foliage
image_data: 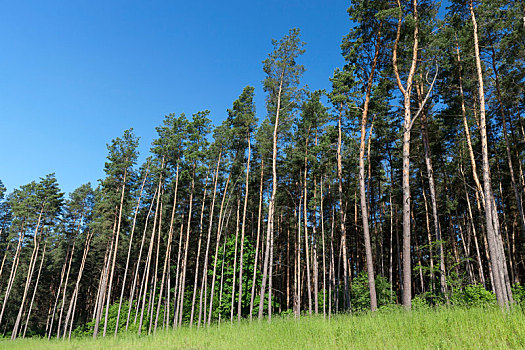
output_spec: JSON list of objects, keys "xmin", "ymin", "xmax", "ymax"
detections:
[
  {"xmin": 350, "ymin": 272, "xmax": 393, "ymax": 311},
  {"xmin": 451, "ymin": 284, "xmax": 496, "ymax": 307},
  {"xmin": 208, "ymin": 235, "xmax": 267, "ymax": 320},
  {"xmin": 511, "ymin": 283, "xmax": 525, "ymax": 305},
  {"xmin": 411, "ymin": 290, "xmax": 446, "ymax": 310}
]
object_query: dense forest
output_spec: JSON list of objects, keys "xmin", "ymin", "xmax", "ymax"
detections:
[{"xmin": 1, "ymin": 0, "xmax": 524, "ymax": 340}]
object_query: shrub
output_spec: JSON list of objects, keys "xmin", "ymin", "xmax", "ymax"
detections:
[
  {"xmin": 351, "ymin": 272, "xmax": 394, "ymax": 312},
  {"xmin": 451, "ymin": 284, "xmax": 496, "ymax": 307},
  {"xmin": 511, "ymin": 283, "xmax": 525, "ymax": 305}
]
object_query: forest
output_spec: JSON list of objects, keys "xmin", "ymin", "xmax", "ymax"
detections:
[{"xmin": 0, "ymin": 0, "xmax": 524, "ymax": 342}]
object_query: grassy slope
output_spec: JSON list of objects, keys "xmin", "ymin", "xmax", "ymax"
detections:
[{"xmin": 3, "ymin": 306, "xmax": 525, "ymax": 349}]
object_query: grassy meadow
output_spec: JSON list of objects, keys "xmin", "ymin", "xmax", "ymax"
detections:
[{"xmin": 2, "ymin": 306, "xmax": 525, "ymax": 349}]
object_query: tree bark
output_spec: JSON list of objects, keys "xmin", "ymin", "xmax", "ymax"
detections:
[
  {"xmin": 199, "ymin": 153, "xmax": 221, "ymax": 327},
  {"xmin": 115, "ymin": 164, "xmax": 150, "ymax": 335},
  {"xmin": 416, "ymin": 81, "xmax": 447, "ymax": 296},
  {"xmin": 259, "ymin": 71, "xmax": 284, "ymax": 320},
  {"xmin": 189, "ymin": 171, "xmax": 210, "ymax": 328},
  {"xmin": 22, "ymin": 242, "xmax": 46, "ymax": 338},
  {"xmin": 249, "ymin": 160, "xmax": 264, "ymax": 320},
  {"xmin": 237, "ymin": 137, "xmax": 251, "ymax": 321},
  {"xmin": 393, "ymin": 0, "xmax": 419, "ymax": 309},
  {"xmin": 336, "ymin": 105, "xmax": 350, "ymax": 310},
  {"xmin": 470, "ymin": 0, "xmax": 510, "ymax": 307},
  {"xmin": 358, "ymin": 22, "xmax": 382, "ymax": 312},
  {"xmin": 208, "ymin": 173, "xmax": 231, "ymax": 325}
]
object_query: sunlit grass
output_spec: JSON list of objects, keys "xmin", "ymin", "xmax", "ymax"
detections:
[{"xmin": 3, "ymin": 306, "xmax": 525, "ymax": 349}]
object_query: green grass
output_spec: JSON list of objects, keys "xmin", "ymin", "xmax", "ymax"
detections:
[{"xmin": 3, "ymin": 306, "xmax": 525, "ymax": 349}]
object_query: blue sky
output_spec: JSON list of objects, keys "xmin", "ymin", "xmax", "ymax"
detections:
[{"xmin": 0, "ymin": 0, "xmax": 352, "ymax": 194}]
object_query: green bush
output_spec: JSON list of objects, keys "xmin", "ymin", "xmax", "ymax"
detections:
[
  {"xmin": 451, "ymin": 284, "xmax": 496, "ymax": 307},
  {"xmin": 511, "ymin": 283, "xmax": 525, "ymax": 305},
  {"xmin": 351, "ymin": 272, "xmax": 394, "ymax": 312}
]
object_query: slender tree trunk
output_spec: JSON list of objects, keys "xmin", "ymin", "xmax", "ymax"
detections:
[
  {"xmin": 0, "ymin": 242, "xmax": 10, "ymax": 284},
  {"xmin": 393, "ymin": 0, "xmax": 419, "ymax": 309},
  {"xmin": 336, "ymin": 106, "xmax": 350, "ymax": 310},
  {"xmin": 358, "ymin": 23, "xmax": 382, "ymax": 312},
  {"xmin": 115, "ymin": 165, "xmax": 150, "ymax": 335},
  {"xmin": 237, "ymin": 137, "xmax": 251, "ymax": 321},
  {"xmin": 93, "ymin": 220, "xmax": 115, "ymax": 338},
  {"xmin": 416, "ymin": 82, "xmax": 446, "ymax": 295},
  {"xmin": 12, "ymin": 209, "xmax": 44, "ymax": 339},
  {"xmin": 172, "ymin": 216, "xmax": 185, "ymax": 327},
  {"xmin": 490, "ymin": 47, "xmax": 525, "ymax": 239},
  {"xmin": 268, "ymin": 218, "xmax": 274, "ymax": 322},
  {"xmin": 259, "ymin": 73, "xmax": 284, "ymax": 320},
  {"xmin": 296, "ymin": 185, "xmax": 303, "ymax": 317},
  {"xmin": 189, "ymin": 172, "xmax": 210, "ymax": 328},
  {"xmin": 63, "ymin": 232, "xmax": 93, "ymax": 339},
  {"xmin": 230, "ymin": 199, "xmax": 241, "ymax": 322},
  {"xmin": 303, "ymin": 163, "xmax": 312, "ymax": 314},
  {"xmin": 126, "ymin": 186, "xmax": 158, "ymax": 330},
  {"xmin": 329, "ymin": 199, "xmax": 336, "ymax": 318},
  {"xmin": 103, "ymin": 166, "xmax": 129, "ymax": 337},
  {"xmin": 56, "ymin": 240, "xmax": 76, "ymax": 338},
  {"xmin": 217, "ymin": 239, "xmax": 227, "ymax": 324},
  {"xmin": 208, "ymin": 173, "xmax": 231, "ymax": 325},
  {"xmin": 320, "ymin": 178, "xmax": 326, "ymax": 318},
  {"xmin": 138, "ymin": 176, "xmax": 163, "ymax": 334},
  {"xmin": 148, "ymin": 198, "xmax": 164, "ymax": 335},
  {"xmin": 0, "ymin": 220, "xmax": 29, "ymax": 326},
  {"xmin": 312, "ymin": 177, "xmax": 319, "ymax": 315},
  {"xmin": 470, "ymin": 0, "xmax": 510, "ymax": 307},
  {"xmin": 249, "ymin": 160, "xmax": 264, "ymax": 320},
  {"xmin": 177, "ymin": 164, "xmax": 196, "ymax": 326},
  {"xmin": 22, "ymin": 242, "xmax": 46, "ymax": 338},
  {"xmin": 420, "ymin": 175, "xmax": 435, "ymax": 291},
  {"xmin": 199, "ymin": 153, "xmax": 221, "ymax": 327}
]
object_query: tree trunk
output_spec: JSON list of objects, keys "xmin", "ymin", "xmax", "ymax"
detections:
[
  {"xmin": 189, "ymin": 172, "xmax": 210, "ymax": 328},
  {"xmin": 249, "ymin": 159, "xmax": 264, "ymax": 320},
  {"xmin": 416, "ymin": 82, "xmax": 447, "ymax": 296},
  {"xmin": 303, "ymin": 161, "xmax": 312, "ymax": 314},
  {"xmin": 358, "ymin": 23, "xmax": 382, "ymax": 312},
  {"xmin": 177, "ymin": 164, "xmax": 196, "ymax": 326},
  {"xmin": 56, "ymin": 240, "xmax": 76, "ymax": 338},
  {"xmin": 470, "ymin": 0, "xmax": 511, "ymax": 307},
  {"xmin": 103, "ymin": 166, "xmax": 129, "ymax": 337},
  {"xmin": 199, "ymin": 153, "xmax": 221, "ymax": 327},
  {"xmin": 12, "ymin": 209, "xmax": 44, "ymax": 339},
  {"xmin": 115, "ymin": 165, "xmax": 150, "ymax": 335},
  {"xmin": 490, "ymin": 47, "xmax": 525, "ymax": 240},
  {"xmin": 0, "ymin": 220, "xmax": 28, "ymax": 326},
  {"xmin": 22, "ymin": 242, "xmax": 46, "ymax": 338},
  {"xmin": 230, "ymin": 199, "xmax": 241, "ymax": 322},
  {"xmin": 126, "ymin": 186, "xmax": 158, "ymax": 330},
  {"xmin": 63, "ymin": 232, "xmax": 93, "ymax": 339},
  {"xmin": 393, "ymin": 0, "xmax": 419, "ymax": 309},
  {"xmin": 237, "ymin": 137, "xmax": 251, "ymax": 321},
  {"xmin": 320, "ymin": 178, "xmax": 326, "ymax": 318},
  {"xmin": 259, "ymin": 72, "xmax": 284, "ymax": 320},
  {"xmin": 336, "ymin": 106, "xmax": 350, "ymax": 310},
  {"xmin": 138, "ymin": 176, "xmax": 163, "ymax": 334},
  {"xmin": 208, "ymin": 173, "xmax": 231, "ymax": 325}
]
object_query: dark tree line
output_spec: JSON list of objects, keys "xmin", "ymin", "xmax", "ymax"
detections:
[{"xmin": 1, "ymin": 0, "xmax": 524, "ymax": 339}]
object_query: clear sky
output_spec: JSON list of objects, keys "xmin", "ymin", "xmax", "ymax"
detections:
[{"xmin": 0, "ymin": 0, "xmax": 351, "ymax": 195}]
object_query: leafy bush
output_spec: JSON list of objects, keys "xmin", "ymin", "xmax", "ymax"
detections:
[
  {"xmin": 412, "ymin": 290, "xmax": 446, "ymax": 310},
  {"xmin": 351, "ymin": 272, "xmax": 394, "ymax": 311},
  {"xmin": 451, "ymin": 284, "xmax": 496, "ymax": 307},
  {"xmin": 511, "ymin": 283, "xmax": 525, "ymax": 305}
]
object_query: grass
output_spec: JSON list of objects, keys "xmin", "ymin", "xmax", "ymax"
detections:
[{"xmin": 3, "ymin": 306, "xmax": 525, "ymax": 349}]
